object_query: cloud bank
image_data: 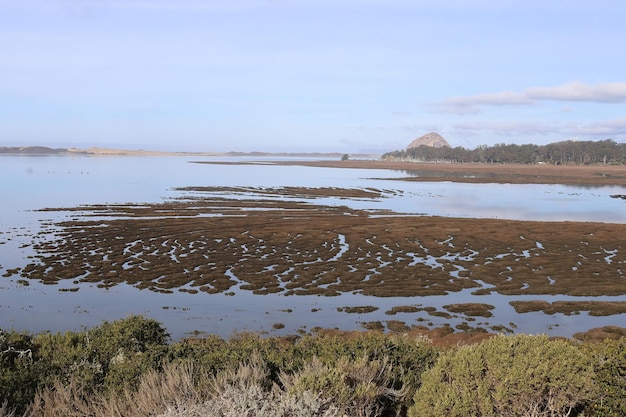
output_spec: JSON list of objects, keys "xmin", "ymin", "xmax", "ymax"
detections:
[
  {"xmin": 435, "ymin": 81, "xmax": 626, "ymax": 114},
  {"xmin": 453, "ymin": 117, "xmax": 626, "ymax": 140}
]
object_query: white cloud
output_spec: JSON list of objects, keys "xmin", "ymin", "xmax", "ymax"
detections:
[
  {"xmin": 431, "ymin": 105, "xmax": 484, "ymax": 115},
  {"xmin": 440, "ymin": 91, "xmax": 531, "ymax": 107},
  {"xmin": 434, "ymin": 81, "xmax": 626, "ymax": 114},
  {"xmin": 453, "ymin": 121, "xmax": 557, "ymax": 137},
  {"xmin": 453, "ymin": 117, "xmax": 626, "ymax": 140},
  {"xmin": 527, "ymin": 82, "xmax": 626, "ymax": 103}
]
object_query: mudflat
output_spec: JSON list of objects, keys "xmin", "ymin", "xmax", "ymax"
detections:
[
  {"xmin": 6, "ymin": 161, "xmax": 626, "ymax": 336},
  {"xmin": 197, "ymin": 159, "xmax": 626, "ymax": 185},
  {"xmin": 14, "ymin": 184, "xmax": 625, "ymax": 321}
]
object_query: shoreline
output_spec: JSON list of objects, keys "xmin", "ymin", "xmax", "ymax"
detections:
[
  {"xmin": 4, "ymin": 145, "xmax": 625, "ymax": 185},
  {"xmin": 0, "ymin": 146, "xmax": 362, "ymax": 159},
  {"xmin": 194, "ymin": 159, "xmax": 626, "ymax": 186}
]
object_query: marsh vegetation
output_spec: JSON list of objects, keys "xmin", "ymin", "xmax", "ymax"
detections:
[{"xmin": 1, "ymin": 316, "xmax": 625, "ymax": 416}]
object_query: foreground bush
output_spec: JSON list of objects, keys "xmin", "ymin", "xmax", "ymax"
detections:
[
  {"xmin": 582, "ymin": 338, "xmax": 626, "ymax": 416},
  {"xmin": 183, "ymin": 355, "xmax": 340, "ymax": 417},
  {"xmin": 409, "ymin": 334, "xmax": 597, "ymax": 417},
  {"xmin": 32, "ymin": 314, "xmax": 169, "ymax": 393},
  {"xmin": 0, "ymin": 330, "xmax": 37, "ymax": 414},
  {"xmin": 1, "ymin": 316, "xmax": 169, "ymax": 415},
  {"xmin": 280, "ymin": 355, "xmax": 403, "ymax": 417},
  {"xmin": 26, "ymin": 362, "xmax": 201, "ymax": 417},
  {"xmin": 27, "ymin": 356, "xmax": 340, "ymax": 417},
  {"xmin": 156, "ymin": 384, "xmax": 340, "ymax": 417},
  {"xmin": 167, "ymin": 330, "xmax": 438, "ymax": 415},
  {"xmin": 2, "ymin": 317, "xmax": 626, "ymax": 416}
]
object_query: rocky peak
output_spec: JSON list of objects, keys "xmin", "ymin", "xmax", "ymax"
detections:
[{"xmin": 407, "ymin": 132, "xmax": 451, "ymax": 149}]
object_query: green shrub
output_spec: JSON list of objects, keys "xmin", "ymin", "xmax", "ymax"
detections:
[
  {"xmin": 268, "ymin": 332, "xmax": 436, "ymax": 416},
  {"xmin": 87, "ymin": 315, "xmax": 170, "ymax": 364},
  {"xmin": 31, "ymin": 315, "xmax": 170, "ymax": 395},
  {"xmin": 285, "ymin": 332, "xmax": 437, "ymax": 394},
  {"xmin": 32, "ymin": 330, "xmax": 100, "ymax": 390},
  {"xmin": 409, "ymin": 334, "xmax": 597, "ymax": 417},
  {"xmin": 167, "ymin": 331, "xmax": 436, "ymax": 416},
  {"xmin": 87, "ymin": 315, "xmax": 170, "ymax": 392},
  {"xmin": 0, "ymin": 315, "xmax": 171, "ymax": 415},
  {"xmin": 280, "ymin": 355, "xmax": 403, "ymax": 417},
  {"xmin": 0, "ymin": 330, "xmax": 37, "ymax": 415},
  {"xmin": 12, "ymin": 317, "xmax": 625, "ymax": 416},
  {"xmin": 582, "ymin": 338, "xmax": 626, "ymax": 416},
  {"xmin": 168, "ymin": 333, "xmax": 279, "ymax": 383}
]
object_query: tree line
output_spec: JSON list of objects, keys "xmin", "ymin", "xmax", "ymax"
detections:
[{"xmin": 383, "ymin": 139, "xmax": 626, "ymax": 165}]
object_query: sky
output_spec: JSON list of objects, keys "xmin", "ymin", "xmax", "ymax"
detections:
[{"xmin": 1, "ymin": 0, "xmax": 625, "ymax": 153}]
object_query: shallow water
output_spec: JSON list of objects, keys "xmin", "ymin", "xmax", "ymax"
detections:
[{"xmin": 1, "ymin": 155, "xmax": 626, "ymax": 339}]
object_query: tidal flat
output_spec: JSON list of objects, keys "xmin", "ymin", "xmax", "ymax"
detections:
[
  {"xmin": 1, "ymin": 156, "xmax": 626, "ymax": 339},
  {"xmin": 21, "ymin": 194, "xmax": 626, "ymax": 299},
  {"xmin": 7, "ymin": 186, "xmax": 626, "ymax": 337}
]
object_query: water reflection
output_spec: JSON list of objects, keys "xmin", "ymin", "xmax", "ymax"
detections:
[{"xmin": 1, "ymin": 155, "xmax": 626, "ymax": 339}]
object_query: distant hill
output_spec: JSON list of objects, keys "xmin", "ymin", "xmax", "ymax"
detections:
[
  {"xmin": 407, "ymin": 132, "xmax": 451, "ymax": 149},
  {"xmin": 0, "ymin": 146, "xmax": 371, "ymax": 158},
  {"xmin": 0, "ymin": 146, "xmax": 69, "ymax": 155}
]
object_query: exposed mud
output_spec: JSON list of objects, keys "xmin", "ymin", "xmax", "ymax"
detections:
[
  {"xmin": 573, "ymin": 326, "xmax": 626, "ymax": 342},
  {"xmin": 443, "ymin": 303, "xmax": 495, "ymax": 317},
  {"xmin": 13, "ymin": 186, "xmax": 625, "ymax": 305},
  {"xmin": 510, "ymin": 300, "xmax": 626, "ymax": 316},
  {"xmin": 195, "ymin": 160, "xmax": 626, "ymax": 185}
]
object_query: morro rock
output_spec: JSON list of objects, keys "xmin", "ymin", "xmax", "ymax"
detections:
[{"xmin": 407, "ymin": 132, "xmax": 451, "ymax": 149}]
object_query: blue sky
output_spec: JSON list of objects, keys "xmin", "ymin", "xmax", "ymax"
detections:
[{"xmin": 1, "ymin": 0, "xmax": 625, "ymax": 153}]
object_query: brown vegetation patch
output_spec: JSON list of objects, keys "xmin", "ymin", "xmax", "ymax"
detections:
[
  {"xmin": 11, "ymin": 188, "xmax": 625, "ymax": 305},
  {"xmin": 385, "ymin": 305, "xmax": 422, "ymax": 315},
  {"xmin": 360, "ymin": 321, "xmax": 385, "ymax": 331},
  {"xmin": 176, "ymin": 185, "xmax": 398, "ymax": 200},
  {"xmin": 455, "ymin": 322, "xmax": 489, "ymax": 332},
  {"xmin": 227, "ymin": 159, "xmax": 626, "ymax": 185},
  {"xmin": 405, "ymin": 326, "xmax": 496, "ymax": 347},
  {"xmin": 3, "ymin": 268, "xmax": 21, "ymax": 277},
  {"xmin": 443, "ymin": 303, "xmax": 495, "ymax": 317},
  {"xmin": 337, "ymin": 306, "xmax": 379, "ymax": 314},
  {"xmin": 199, "ymin": 160, "xmax": 626, "ymax": 185},
  {"xmin": 573, "ymin": 326, "xmax": 626, "ymax": 342},
  {"xmin": 309, "ymin": 323, "xmax": 501, "ymax": 346},
  {"xmin": 269, "ymin": 324, "xmax": 499, "ymax": 347},
  {"xmin": 386, "ymin": 320, "xmax": 411, "ymax": 333},
  {"xmin": 510, "ymin": 300, "xmax": 626, "ymax": 316}
]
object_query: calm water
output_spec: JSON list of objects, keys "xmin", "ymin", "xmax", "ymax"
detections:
[{"xmin": 1, "ymin": 155, "xmax": 625, "ymax": 339}]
